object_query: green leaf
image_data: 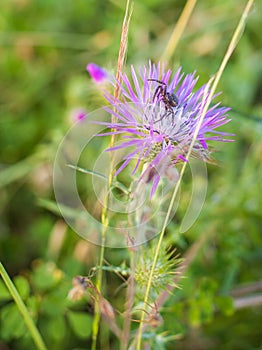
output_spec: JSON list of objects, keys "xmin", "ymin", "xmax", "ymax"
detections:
[
  {"xmin": 26, "ymin": 297, "xmax": 39, "ymax": 321},
  {"xmin": 0, "ymin": 303, "xmax": 26, "ymax": 340},
  {"xmin": 38, "ymin": 198, "xmax": 87, "ymax": 221},
  {"xmin": 31, "ymin": 261, "xmax": 63, "ymax": 292},
  {"xmin": 41, "ymin": 293, "xmax": 67, "ymax": 317},
  {"xmin": 67, "ymin": 311, "xmax": 93, "ymax": 339},
  {"xmin": 199, "ymin": 295, "xmax": 214, "ymax": 324},
  {"xmin": 0, "ymin": 156, "xmax": 36, "ymax": 188},
  {"xmin": 188, "ymin": 299, "xmax": 201, "ymax": 327},
  {"xmin": 66, "ymin": 164, "xmax": 107, "ymax": 179},
  {"xmin": 215, "ymin": 295, "xmax": 234, "ymax": 316},
  {"xmin": 0, "ymin": 280, "xmax": 11, "ymax": 301},
  {"xmin": 45, "ymin": 316, "xmax": 66, "ymax": 342},
  {"xmin": 14, "ymin": 276, "xmax": 30, "ymax": 300}
]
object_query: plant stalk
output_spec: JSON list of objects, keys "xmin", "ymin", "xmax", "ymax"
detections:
[{"xmin": 0, "ymin": 262, "xmax": 47, "ymax": 350}]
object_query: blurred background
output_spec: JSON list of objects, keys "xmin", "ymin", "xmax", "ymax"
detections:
[{"xmin": 0, "ymin": 0, "xmax": 262, "ymax": 349}]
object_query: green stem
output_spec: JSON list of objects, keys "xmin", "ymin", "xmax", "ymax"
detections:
[
  {"xmin": 135, "ymin": 184, "xmax": 179, "ymax": 350},
  {"xmin": 91, "ymin": 194, "xmax": 110, "ymax": 350},
  {"xmin": 121, "ymin": 250, "xmax": 135, "ymax": 350},
  {"xmin": 136, "ymin": 2, "xmax": 254, "ymax": 348},
  {"xmin": 0, "ymin": 262, "xmax": 47, "ymax": 350}
]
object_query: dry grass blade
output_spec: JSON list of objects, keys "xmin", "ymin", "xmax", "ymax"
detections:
[
  {"xmin": 114, "ymin": 0, "xmax": 134, "ymax": 102},
  {"xmin": 160, "ymin": 0, "xmax": 197, "ymax": 63},
  {"xmin": 111, "ymin": 0, "xmax": 134, "ymax": 148}
]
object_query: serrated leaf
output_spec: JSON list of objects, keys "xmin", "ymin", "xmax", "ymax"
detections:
[{"xmin": 67, "ymin": 311, "xmax": 92, "ymax": 339}]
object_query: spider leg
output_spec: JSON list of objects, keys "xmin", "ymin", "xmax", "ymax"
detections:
[
  {"xmin": 148, "ymin": 79, "xmax": 167, "ymax": 103},
  {"xmin": 163, "ymin": 102, "xmax": 177, "ymax": 122},
  {"xmin": 154, "ymin": 108, "xmax": 174, "ymax": 123},
  {"xmin": 152, "ymin": 85, "xmax": 162, "ymax": 103},
  {"xmin": 162, "ymin": 83, "xmax": 167, "ymax": 96},
  {"xmin": 148, "ymin": 79, "xmax": 167, "ymax": 87}
]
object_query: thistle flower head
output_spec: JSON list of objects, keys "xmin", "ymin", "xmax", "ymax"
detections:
[
  {"xmin": 135, "ymin": 245, "xmax": 181, "ymax": 298},
  {"xmin": 102, "ymin": 62, "xmax": 233, "ymax": 195}
]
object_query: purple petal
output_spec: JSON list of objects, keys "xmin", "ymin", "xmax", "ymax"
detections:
[{"xmin": 86, "ymin": 63, "xmax": 108, "ymax": 83}]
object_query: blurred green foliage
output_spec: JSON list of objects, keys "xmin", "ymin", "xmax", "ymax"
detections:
[{"xmin": 0, "ymin": 0, "xmax": 262, "ymax": 349}]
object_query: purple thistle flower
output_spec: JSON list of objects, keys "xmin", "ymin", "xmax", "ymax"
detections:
[
  {"xmin": 86, "ymin": 63, "xmax": 108, "ymax": 83},
  {"xmin": 100, "ymin": 62, "xmax": 233, "ymax": 196}
]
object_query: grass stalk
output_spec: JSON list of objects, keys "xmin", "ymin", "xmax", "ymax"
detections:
[
  {"xmin": 0, "ymin": 262, "xmax": 47, "ymax": 350},
  {"xmin": 91, "ymin": 1, "xmax": 134, "ymax": 349}
]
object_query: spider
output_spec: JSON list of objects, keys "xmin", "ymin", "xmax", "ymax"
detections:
[{"xmin": 147, "ymin": 79, "xmax": 179, "ymax": 118}]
